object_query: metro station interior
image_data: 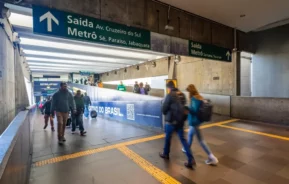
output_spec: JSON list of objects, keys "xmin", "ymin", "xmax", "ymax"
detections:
[{"xmin": 1, "ymin": 0, "xmax": 289, "ymax": 184}]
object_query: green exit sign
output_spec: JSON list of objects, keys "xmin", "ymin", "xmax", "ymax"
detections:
[{"xmin": 189, "ymin": 40, "xmax": 232, "ymax": 62}]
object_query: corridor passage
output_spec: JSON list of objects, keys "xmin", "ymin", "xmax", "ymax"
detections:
[{"xmin": 29, "ymin": 113, "xmax": 289, "ymax": 184}]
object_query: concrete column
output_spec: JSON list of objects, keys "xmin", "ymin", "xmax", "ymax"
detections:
[
  {"xmin": 168, "ymin": 56, "xmax": 176, "ymax": 79},
  {"xmin": 0, "ymin": 15, "xmax": 16, "ymax": 133},
  {"xmin": 235, "ymin": 51, "xmax": 241, "ymax": 96}
]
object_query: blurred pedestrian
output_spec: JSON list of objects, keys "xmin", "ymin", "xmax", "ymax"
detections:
[
  {"xmin": 159, "ymin": 81, "xmax": 196, "ymax": 169},
  {"xmin": 72, "ymin": 90, "xmax": 87, "ymax": 136},
  {"xmin": 117, "ymin": 81, "xmax": 127, "ymax": 92},
  {"xmin": 183, "ymin": 84, "xmax": 218, "ymax": 165},
  {"xmin": 42, "ymin": 96, "xmax": 55, "ymax": 132}
]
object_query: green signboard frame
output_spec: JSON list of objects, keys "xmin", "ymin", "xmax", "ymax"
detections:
[
  {"xmin": 189, "ymin": 40, "xmax": 232, "ymax": 62},
  {"xmin": 33, "ymin": 5, "xmax": 151, "ymax": 50}
]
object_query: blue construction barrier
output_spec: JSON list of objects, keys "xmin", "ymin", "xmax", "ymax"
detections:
[
  {"xmin": 91, "ymin": 101, "xmax": 163, "ymax": 128},
  {"xmin": 69, "ymin": 83, "xmax": 164, "ymax": 129}
]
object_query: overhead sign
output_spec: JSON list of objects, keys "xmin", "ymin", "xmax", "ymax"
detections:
[
  {"xmin": 189, "ymin": 40, "xmax": 232, "ymax": 62},
  {"xmin": 79, "ymin": 71, "xmax": 93, "ymax": 76},
  {"xmin": 33, "ymin": 6, "xmax": 151, "ymax": 50},
  {"xmin": 33, "ymin": 81, "xmax": 60, "ymax": 96}
]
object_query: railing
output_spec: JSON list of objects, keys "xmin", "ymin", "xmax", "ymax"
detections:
[{"xmin": 0, "ymin": 105, "xmax": 36, "ymax": 184}]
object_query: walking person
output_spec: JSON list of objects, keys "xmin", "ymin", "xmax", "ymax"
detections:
[
  {"xmin": 159, "ymin": 81, "xmax": 196, "ymax": 168},
  {"xmin": 72, "ymin": 90, "xmax": 87, "ymax": 136},
  {"xmin": 83, "ymin": 93, "xmax": 91, "ymax": 119},
  {"xmin": 139, "ymin": 82, "xmax": 146, "ymax": 95},
  {"xmin": 51, "ymin": 82, "xmax": 76, "ymax": 145},
  {"xmin": 41, "ymin": 96, "xmax": 55, "ymax": 131},
  {"xmin": 145, "ymin": 82, "xmax": 151, "ymax": 95},
  {"xmin": 133, "ymin": 81, "xmax": 140, "ymax": 94},
  {"xmin": 183, "ymin": 84, "xmax": 218, "ymax": 165},
  {"xmin": 117, "ymin": 81, "xmax": 127, "ymax": 92}
]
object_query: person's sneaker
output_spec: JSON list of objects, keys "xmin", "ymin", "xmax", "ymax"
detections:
[
  {"xmin": 51, "ymin": 127, "xmax": 55, "ymax": 132},
  {"xmin": 182, "ymin": 148, "xmax": 186, "ymax": 153},
  {"xmin": 159, "ymin": 152, "xmax": 169, "ymax": 160},
  {"xmin": 58, "ymin": 139, "xmax": 64, "ymax": 145},
  {"xmin": 184, "ymin": 161, "xmax": 196, "ymax": 169},
  {"xmin": 80, "ymin": 131, "xmax": 87, "ymax": 136},
  {"xmin": 71, "ymin": 131, "xmax": 76, "ymax": 134},
  {"xmin": 43, "ymin": 124, "xmax": 48, "ymax": 129},
  {"xmin": 205, "ymin": 155, "xmax": 218, "ymax": 165},
  {"xmin": 62, "ymin": 137, "xmax": 66, "ymax": 142}
]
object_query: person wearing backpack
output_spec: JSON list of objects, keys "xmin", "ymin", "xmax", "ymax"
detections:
[
  {"xmin": 159, "ymin": 81, "xmax": 196, "ymax": 169},
  {"xmin": 72, "ymin": 90, "xmax": 87, "ymax": 136},
  {"xmin": 41, "ymin": 96, "xmax": 55, "ymax": 132},
  {"xmin": 182, "ymin": 84, "xmax": 218, "ymax": 165}
]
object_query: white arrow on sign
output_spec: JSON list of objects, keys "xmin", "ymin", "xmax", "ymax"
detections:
[
  {"xmin": 39, "ymin": 11, "xmax": 59, "ymax": 32},
  {"xmin": 226, "ymin": 51, "xmax": 231, "ymax": 60}
]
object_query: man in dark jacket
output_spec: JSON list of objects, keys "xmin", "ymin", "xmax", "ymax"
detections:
[
  {"xmin": 51, "ymin": 82, "xmax": 76, "ymax": 144},
  {"xmin": 159, "ymin": 81, "xmax": 196, "ymax": 169},
  {"xmin": 133, "ymin": 81, "xmax": 140, "ymax": 94},
  {"xmin": 72, "ymin": 90, "xmax": 87, "ymax": 136},
  {"xmin": 42, "ymin": 96, "xmax": 54, "ymax": 131}
]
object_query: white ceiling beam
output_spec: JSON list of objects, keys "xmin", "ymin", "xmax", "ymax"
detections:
[
  {"xmin": 26, "ymin": 57, "xmax": 131, "ymax": 67},
  {"xmin": 27, "ymin": 62, "xmax": 121, "ymax": 69},
  {"xmin": 28, "ymin": 62, "xmax": 119, "ymax": 68},
  {"xmin": 30, "ymin": 66, "xmax": 107, "ymax": 71},
  {"xmin": 24, "ymin": 50, "xmax": 139, "ymax": 63}
]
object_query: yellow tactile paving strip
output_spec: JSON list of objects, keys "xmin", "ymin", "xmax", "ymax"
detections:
[
  {"xmin": 118, "ymin": 146, "xmax": 181, "ymax": 184},
  {"xmin": 218, "ymin": 124, "xmax": 289, "ymax": 141},
  {"xmin": 34, "ymin": 119, "xmax": 239, "ymax": 167},
  {"xmin": 34, "ymin": 134, "xmax": 165, "ymax": 167}
]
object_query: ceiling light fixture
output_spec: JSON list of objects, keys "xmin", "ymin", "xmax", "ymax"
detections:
[
  {"xmin": 24, "ymin": 50, "xmax": 129, "ymax": 63},
  {"xmin": 27, "ymin": 62, "xmax": 117, "ymax": 69},
  {"xmin": 8, "ymin": 12, "xmax": 32, "ymax": 28},
  {"xmin": 26, "ymin": 57, "xmax": 126, "ymax": 67},
  {"xmin": 30, "ymin": 66, "xmax": 104, "ymax": 72},
  {"xmin": 20, "ymin": 37, "xmax": 169, "ymax": 60}
]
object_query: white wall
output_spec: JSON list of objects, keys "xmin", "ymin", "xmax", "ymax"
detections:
[{"xmin": 103, "ymin": 75, "xmax": 168, "ymax": 89}]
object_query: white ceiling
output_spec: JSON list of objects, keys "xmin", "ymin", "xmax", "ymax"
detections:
[
  {"xmin": 8, "ymin": 10, "xmax": 169, "ymax": 75},
  {"xmin": 159, "ymin": 0, "xmax": 289, "ymax": 32}
]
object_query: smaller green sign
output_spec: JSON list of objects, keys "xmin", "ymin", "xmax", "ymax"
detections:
[
  {"xmin": 80, "ymin": 71, "xmax": 93, "ymax": 76},
  {"xmin": 189, "ymin": 41, "xmax": 232, "ymax": 62}
]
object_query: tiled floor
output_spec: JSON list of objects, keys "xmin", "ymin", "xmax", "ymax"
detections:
[
  {"xmin": 30, "ymin": 114, "xmax": 289, "ymax": 184},
  {"xmin": 32, "ymin": 114, "xmax": 158, "ymax": 162}
]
